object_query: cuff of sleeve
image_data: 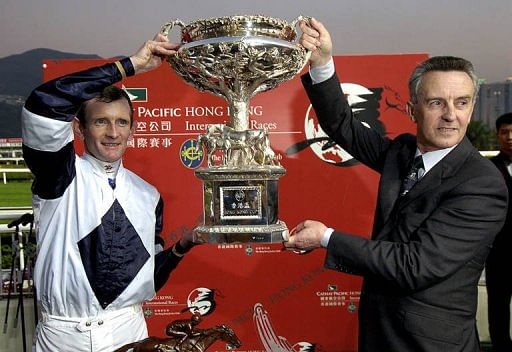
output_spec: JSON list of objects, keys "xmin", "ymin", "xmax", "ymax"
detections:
[
  {"xmin": 321, "ymin": 227, "xmax": 335, "ymax": 248},
  {"xmin": 118, "ymin": 57, "xmax": 135, "ymax": 77},
  {"xmin": 171, "ymin": 241, "xmax": 191, "ymax": 258},
  {"xmin": 309, "ymin": 57, "xmax": 335, "ymax": 84}
]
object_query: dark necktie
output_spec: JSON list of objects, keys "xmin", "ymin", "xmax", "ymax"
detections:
[
  {"xmin": 400, "ymin": 155, "xmax": 424, "ymax": 196},
  {"xmin": 108, "ymin": 178, "xmax": 116, "ymax": 189}
]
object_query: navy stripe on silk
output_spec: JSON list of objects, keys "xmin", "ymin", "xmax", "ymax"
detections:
[{"xmin": 23, "ymin": 143, "xmax": 76, "ymax": 199}]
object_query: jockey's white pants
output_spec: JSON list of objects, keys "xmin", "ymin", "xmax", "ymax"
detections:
[{"xmin": 33, "ymin": 304, "xmax": 148, "ymax": 352}]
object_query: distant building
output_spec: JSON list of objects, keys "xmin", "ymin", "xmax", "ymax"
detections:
[{"xmin": 474, "ymin": 78, "xmax": 512, "ymax": 130}]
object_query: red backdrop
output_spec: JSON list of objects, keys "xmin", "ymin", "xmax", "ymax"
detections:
[{"xmin": 43, "ymin": 52, "xmax": 426, "ymax": 352}]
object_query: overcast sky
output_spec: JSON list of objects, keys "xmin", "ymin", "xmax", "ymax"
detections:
[{"xmin": 1, "ymin": 0, "xmax": 510, "ymax": 82}]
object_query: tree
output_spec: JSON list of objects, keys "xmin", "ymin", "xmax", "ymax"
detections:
[{"xmin": 466, "ymin": 120, "xmax": 497, "ymax": 151}]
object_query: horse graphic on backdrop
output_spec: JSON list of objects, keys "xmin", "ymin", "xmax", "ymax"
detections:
[{"xmin": 113, "ymin": 324, "xmax": 241, "ymax": 352}]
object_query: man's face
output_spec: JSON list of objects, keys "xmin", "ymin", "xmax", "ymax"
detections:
[
  {"xmin": 497, "ymin": 123, "xmax": 512, "ymax": 156},
  {"xmin": 77, "ymin": 98, "xmax": 133, "ymax": 162},
  {"xmin": 409, "ymin": 71, "xmax": 475, "ymax": 153}
]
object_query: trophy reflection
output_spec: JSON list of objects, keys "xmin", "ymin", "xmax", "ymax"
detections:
[{"xmin": 161, "ymin": 15, "xmax": 310, "ymax": 243}]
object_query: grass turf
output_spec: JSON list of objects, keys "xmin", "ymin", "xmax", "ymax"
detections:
[{"xmin": 0, "ymin": 180, "xmax": 32, "ymax": 215}]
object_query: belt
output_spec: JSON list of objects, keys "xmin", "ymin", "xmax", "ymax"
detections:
[{"xmin": 40, "ymin": 304, "xmax": 143, "ymax": 332}]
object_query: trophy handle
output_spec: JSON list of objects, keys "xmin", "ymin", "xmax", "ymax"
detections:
[
  {"xmin": 290, "ymin": 15, "xmax": 311, "ymax": 29},
  {"xmin": 160, "ymin": 19, "xmax": 185, "ymax": 38},
  {"xmin": 290, "ymin": 16, "xmax": 313, "ymax": 60}
]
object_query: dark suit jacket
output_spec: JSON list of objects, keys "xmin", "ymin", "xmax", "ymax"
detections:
[
  {"xmin": 486, "ymin": 153, "xmax": 512, "ymax": 273},
  {"xmin": 302, "ymin": 73, "xmax": 508, "ymax": 352}
]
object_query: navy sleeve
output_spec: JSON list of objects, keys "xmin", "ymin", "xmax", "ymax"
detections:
[
  {"xmin": 153, "ymin": 197, "xmax": 190, "ymax": 292},
  {"xmin": 154, "ymin": 247, "xmax": 184, "ymax": 292},
  {"xmin": 301, "ymin": 72, "xmax": 391, "ymax": 173}
]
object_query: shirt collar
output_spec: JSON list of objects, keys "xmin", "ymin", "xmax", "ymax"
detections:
[
  {"xmin": 415, "ymin": 145, "xmax": 456, "ymax": 174},
  {"xmin": 83, "ymin": 153, "xmax": 121, "ymax": 178}
]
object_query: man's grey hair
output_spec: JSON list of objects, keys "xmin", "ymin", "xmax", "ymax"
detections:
[{"xmin": 408, "ymin": 56, "xmax": 479, "ymax": 104}]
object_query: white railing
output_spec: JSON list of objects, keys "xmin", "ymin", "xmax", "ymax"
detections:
[
  {"xmin": 480, "ymin": 150, "xmax": 499, "ymax": 157},
  {"xmin": 0, "ymin": 206, "xmax": 32, "ymax": 221},
  {"xmin": 0, "ymin": 224, "xmax": 32, "ymax": 234},
  {"xmin": 0, "ymin": 168, "xmax": 31, "ymax": 184},
  {"xmin": 0, "ymin": 157, "xmax": 25, "ymax": 165},
  {"xmin": 0, "ymin": 209, "xmax": 34, "ymax": 299}
]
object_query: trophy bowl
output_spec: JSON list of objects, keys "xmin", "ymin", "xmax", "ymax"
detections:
[
  {"xmin": 161, "ymin": 15, "xmax": 310, "ymax": 131},
  {"xmin": 176, "ymin": 15, "xmax": 299, "ymax": 42},
  {"xmin": 161, "ymin": 15, "xmax": 310, "ymax": 243}
]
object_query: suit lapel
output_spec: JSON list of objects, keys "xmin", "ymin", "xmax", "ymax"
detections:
[
  {"xmin": 397, "ymin": 137, "xmax": 474, "ymax": 211},
  {"xmin": 377, "ymin": 142, "xmax": 415, "ymax": 223},
  {"xmin": 396, "ymin": 165, "xmax": 442, "ymax": 210},
  {"xmin": 375, "ymin": 137, "xmax": 475, "ymax": 239},
  {"xmin": 371, "ymin": 141, "xmax": 415, "ymax": 238}
]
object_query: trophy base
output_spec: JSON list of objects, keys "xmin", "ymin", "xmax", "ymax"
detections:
[
  {"xmin": 194, "ymin": 166, "xmax": 287, "ymax": 244},
  {"xmin": 193, "ymin": 220, "xmax": 288, "ymax": 244}
]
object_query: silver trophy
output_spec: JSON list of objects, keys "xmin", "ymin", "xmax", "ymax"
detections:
[{"xmin": 161, "ymin": 15, "xmax": 310, "ymax": 243}]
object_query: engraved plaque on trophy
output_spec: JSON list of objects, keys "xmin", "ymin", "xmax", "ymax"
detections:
[{"xmin": 161, "ymin": 15, "xmax": 310, "ymax": 243}]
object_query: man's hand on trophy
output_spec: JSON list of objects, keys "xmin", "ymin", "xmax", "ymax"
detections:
[
  {"xmin": 299, "ymin": 18, "xmax": 332, "ymax": 68},
  {"xmin": 283, "ymin": 220, "xmax": 327, "ymax": 254},
  {"xmin": 130, "ymin": 32, "xmax": 180, "ymax": 75}
]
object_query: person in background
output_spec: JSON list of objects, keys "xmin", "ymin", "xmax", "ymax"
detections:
[
  {"xmin": 486, "ymin": 112, "xmax": 512, "ymax": 352},
  {"xmin": 284, "ymin": 18, "xmax": 508, "ymax": 352},
  {"xmin": 22, "ymin": 33, "xmax": 195, "ymax": 351}
]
